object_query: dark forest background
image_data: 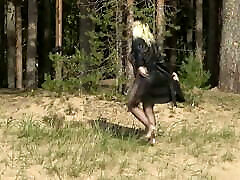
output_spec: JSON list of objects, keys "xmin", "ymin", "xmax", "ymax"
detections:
[{"xmin": 0, "ymin": 0, "xmax": 239, "ymax": 94}]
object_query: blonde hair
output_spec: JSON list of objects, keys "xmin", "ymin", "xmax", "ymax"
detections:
[{"xmin": 132, "ymin": 21, "xmax": 155, "ymax": 46}]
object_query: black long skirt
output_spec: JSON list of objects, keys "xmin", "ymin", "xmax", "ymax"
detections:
[{"xmin": 127, "ymin": 69, "xmax": 184, "ymax": 107}]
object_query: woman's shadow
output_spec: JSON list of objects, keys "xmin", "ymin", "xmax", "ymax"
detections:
[{"xmin": 88, "ymin": 118, "xmax": 146, "ymax": 140}]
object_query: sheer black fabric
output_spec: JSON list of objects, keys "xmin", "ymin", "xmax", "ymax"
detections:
[{"xmin": 128, "ymin": 38, "xmax": 185, "ymax": 108}]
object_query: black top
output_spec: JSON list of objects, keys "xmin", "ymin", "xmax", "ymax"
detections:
[{"xmin": 131, "ymin": 38, "xmax": 170, "ymax": 77}]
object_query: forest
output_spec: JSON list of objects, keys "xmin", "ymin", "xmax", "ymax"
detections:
[{"xmin": 0, "ymin": 0, "xmax": 239, "ymax": 93}]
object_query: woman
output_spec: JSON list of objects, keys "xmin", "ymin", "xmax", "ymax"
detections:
[{"xmin": 127, "ymin": 21, "xmax": 185, "ymax": 144}]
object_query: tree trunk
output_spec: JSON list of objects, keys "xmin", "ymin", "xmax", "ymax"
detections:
[
  {"xmin": 7, "ymin": 1, "xmax": 16, "ymax": 88},
  {"xmin": 15, "ymin": 2, "xmax": 23, "ymax": 89},
  {"xmin": 78, "ymin": 0, "xmax": 93, "ymax": 54},
  {"xmin": 187, "ymin": 0, "xmax": 194, "ymax": 50},
  {"xmin": 0, "ymin": 0, "xmax": 7, "ymax": 87},
  {"xmin": 168, "ymin": 0, "xmax": 176, "ymax": 72},
  {"xmin": 125, "ymin": 0, "xmax": 134, "ymax": 93},
  {"xmin": 38, "ymin": 0, "xmax": 52, "ymax": 85},
  {"xmin": 26, "ymin": 0, "xmax": 38, "ymax": 89},
  {"xmin": 195, "ymin": 0, "xmax": 203, "ymax": 60},
  {"xmin": 116, "ymin": 0, "xmax": 123, "ymax": 92},
  {"xmin": 206, "ymin": 0, "xmax": 220, "ymax": 86},
  {"xmin": 219, "ymin": 0, "xmax": 240, "ymax": 93},
  {"xmin": 156, "ymin": 0, "xmax": 165, "ymax": 49},
  {"xmin": 55, "ymin": 0, "xmax": 62, "ymax": 80}
]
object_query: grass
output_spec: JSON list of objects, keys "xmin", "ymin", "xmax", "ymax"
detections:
[{"xmin": 165, "ymin": 123, "xmax": 237, "ymax": 160}]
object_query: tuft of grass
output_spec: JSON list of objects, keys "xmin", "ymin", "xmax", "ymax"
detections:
[
  {"xmin": 221, "ymin": 151, "xmax": 235, "ymax": 162},
  {"xmin": 64, "ymin": 103, "xmax": 79, "ymax": 116},
  {"xmin": 42, "ymin": 112, "xmax": 64, "ymax": 129},
  {"xmin": 119, "ymin": 159, "xmax": 130, "ymax": 174}
]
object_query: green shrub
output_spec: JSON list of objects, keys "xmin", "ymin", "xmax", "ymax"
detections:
[
  {"xmin": 179, "ymin": 54, "xmax": 210, "ymax": 106},
  {"xmin": 42, "ymin": 50, "xmax": 103, "ymax": 93},
  {"xmin": 179, "ymin": 54, "xmax": 210, "ymax": 90}
]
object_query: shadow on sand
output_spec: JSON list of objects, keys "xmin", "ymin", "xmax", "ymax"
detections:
[
  {"xmin": 88, "ymin": 118, "xmax": 145, "ymax": 140},
  {"xmin": 0, "ymin": 88, "xmax": 26, "ymax": 95}
]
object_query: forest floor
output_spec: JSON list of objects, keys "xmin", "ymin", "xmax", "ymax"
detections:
[{"xmin": 0, "ymin": 88, "xmax": 240, "ymax": 180}]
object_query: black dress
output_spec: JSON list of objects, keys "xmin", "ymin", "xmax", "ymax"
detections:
[{"xmin": 127, "ymin": 38, "xmax": 185, "ymax": 107}]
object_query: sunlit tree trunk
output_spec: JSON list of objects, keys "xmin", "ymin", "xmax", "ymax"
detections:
[
  {"xmin": 125, "ymin": 0, "xmax": 134, "ymax": 93},
  {"xmin": 26, "ymin": 0, "xmax": 38, "ymax": 89},
  {"xmin": 55, "ymin": 0, "xmax": 62, "ymax": 80},
  {"xmin": 15, "ymin": 2, "xmax": 23, "ymax": 89},
  {"xmin": 7, "ymin": 1, "xmax": 16, "ymax": 88},
  {"xmin": 219, "ymin": 0, "xmax": 240, "ymax": 93},
  {"xmin": 156, "ymin": 0, "xmax": 165, "ymax": 49},
  {"xmin": 195, "ymin": 0, "xmax": 203, "ymax": 60},
  {"xmin": 116, "ymin": 0, "xmax": 123, "ymax": 92}
]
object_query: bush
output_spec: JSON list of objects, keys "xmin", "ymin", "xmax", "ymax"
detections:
[
  {"xmin": 179, "ymin": 54, "xmax": 210, "ymax": 106},
  {"xmin": 179, "ymin": 54, "xmax": 210, "ymax": 90},
  {"xmin": 42, "ymin": 50, "xmax": 103, "ymax": 93}
]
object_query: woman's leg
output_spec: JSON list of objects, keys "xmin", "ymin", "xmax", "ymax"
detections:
[
  {"xmin": 143, "ymin": 101, "xmax": 156, "ymax": 138},
  {"xmin": 127, "ymin": 77, "xmax": 150, "ymax": 130},
  {"xmin": 128, "ymin": 105, "xmax": 150, "ymax": 129}
]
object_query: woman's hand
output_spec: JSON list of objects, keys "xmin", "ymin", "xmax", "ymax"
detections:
[{"xmin": 138, "ymin": 66, "xmax": 149, "ymax": 78}]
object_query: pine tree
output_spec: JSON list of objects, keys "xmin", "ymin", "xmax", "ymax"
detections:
[
  {"xmin": 15, "ymin": 1, "xmax": 23, "ymax": 89},
  {"xmin": 125, "ymin": 0, "xmax": 134, "ymax": 92},
  {"xmin": 206, "ymin": 0, "xmax": 220, "ymax": 86},
  {"xmin": 219, "ymin": 0, "xmax": 240, "ymax": 93},
  {"xmin": 156, "ymin": 0, "xmax": 165, "ymax": 47},
  {"xmin": 55, "ymin": 0, "xmax": 62, "ymax": 80},
  {"xmin": 26, "ymin": 0, "xmax": 38, "ymax": 89},
  {"xmin": 7, "ymin": 1, "xmax": 16, "ymax": 88},
  {"xmin": 38, "ymin": 0, "xmax": 52, "ymax": 85},
  {"xmin": 195, "ymin": 0, "xmax": 203, "ymax": 60}
]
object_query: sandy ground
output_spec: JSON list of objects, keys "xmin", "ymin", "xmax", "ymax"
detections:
[{"xmin": 0, "ymin": 88, "xmax": 240, "ymax": 179}]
